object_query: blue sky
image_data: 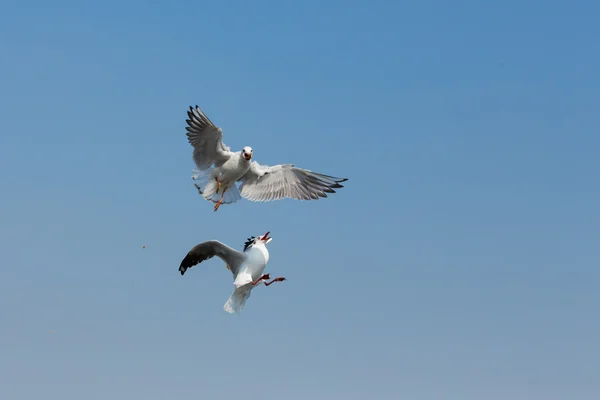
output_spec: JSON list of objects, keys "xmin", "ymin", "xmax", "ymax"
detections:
[{"xmin": 1, "ymin": 0, "xmax": 599, "ymax": 399}]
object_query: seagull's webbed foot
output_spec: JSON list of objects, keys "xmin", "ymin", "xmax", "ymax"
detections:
[
  {"xmin": 264, "ymin": 277, "xmax": 287, "ymax": 286},
  {"xmin": 251, "ymin": 274, "xmax": 271, "ymax": 285},
  {"xmin": 213, "ymin": 185, "xmax": 228, "ymax": 212}
]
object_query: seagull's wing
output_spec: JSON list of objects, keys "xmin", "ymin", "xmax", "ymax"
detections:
[
  {"xmin": 185, "ymin": 106, "xmax": 233, "ymax": 170},
  {"xmin": 179, "ymin": 240, "xmax": 245, "ymax": 276},
  {"xmin": 238, "ymin": 161, "xmax": 348, "ymax": 202}
]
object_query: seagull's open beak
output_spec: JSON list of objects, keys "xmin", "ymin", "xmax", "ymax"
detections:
[
  {"xmin": 243, "ymin": 153, "xmax": 252, "ymax": 161},
  {"xmin": 262, "ymin": 231, "xmax": 272, "ymax": 243}
]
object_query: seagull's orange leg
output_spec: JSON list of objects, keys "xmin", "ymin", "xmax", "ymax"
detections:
[
  {"xmin": 264, "ymin": 277, "xmax": 286, "ymax": 286},
  {"xmin": 213, "ymin": 186, "xmax": 228, "ymax": 212},
  {"xmin": 251, "ymin": 274, "xmax": 271, "ymax": 285},
  {"xmin": 213, "ymin": 198, "xmax": 223, "ymax": 212},
  {"xmin": 215, "ymin": 177, "xmax": 221, "ymax": 194}
]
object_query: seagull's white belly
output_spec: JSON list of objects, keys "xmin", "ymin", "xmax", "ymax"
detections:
[
  {"xmin": 244, "ymin": 249, "xmax": 268, "ymax": 280},
  {"xmin": 233, "ymin": 246, "xmax": 269, "ymax": 287},
  {"xmin": 215, "ymin": 156, "xmax": 250, "ymax": 185}
]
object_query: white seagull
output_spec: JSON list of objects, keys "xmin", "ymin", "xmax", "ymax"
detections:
[
  {"xmin": 185, "ymin": 105, "xmax": 348, "ymax": 211},
  {"xmin": 179, "ymin": 231, "xmax": 285, "ymax": 314}
]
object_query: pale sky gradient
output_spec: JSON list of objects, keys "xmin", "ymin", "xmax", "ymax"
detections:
[{"xmin": 1, "ymin": 1, "xmax": 599, "ymax": 399}]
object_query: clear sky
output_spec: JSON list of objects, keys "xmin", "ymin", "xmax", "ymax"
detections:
[{"xmin": 1, "ymin": 1, "xmax": 599, "ymax": 399}]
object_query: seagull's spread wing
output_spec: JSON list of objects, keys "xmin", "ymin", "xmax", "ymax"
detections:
[
  {"xmin": 238, "ymin": 161, "xmax": 348, "ymax": 202},
  {"xmin": 179, "ymin": 240, "xmax": 245, "ymax": 276},
  {"xmin": 185, "ymin": 106, "xmax": 233, "ymax": 170}
]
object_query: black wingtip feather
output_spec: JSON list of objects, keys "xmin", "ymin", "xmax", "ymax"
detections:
[
  {"xmin": 179, "ymin": 253, "xmax": 195, "ymax": 276},
  {"xmin": 179, "ymin": 259, "xmax": 189, "ymax": 276},
  {"xmin": 179, "ymin": 247, "xmax": 213, "ymax": 276}
]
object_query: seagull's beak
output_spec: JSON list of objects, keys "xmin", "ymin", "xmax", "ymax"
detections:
[
  {"xmin": 262, "ymin": 231, "xmax": 272, "ymax": 243},
  {"xmin": 243, "ymin": 152, "xmax": 252, "ymax": 161}
]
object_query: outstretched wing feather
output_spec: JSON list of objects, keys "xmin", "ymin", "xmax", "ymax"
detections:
[
  {"xmin": 179, "ymin": 240, "xmax": 244, "ymax": 276},
  {"xmin": 238, "ymin": 162, "xmax": 348, "ymax": 202},
  {"xmin": 185, "ymin": 106, "xmax": 232, "ymax": 170}
]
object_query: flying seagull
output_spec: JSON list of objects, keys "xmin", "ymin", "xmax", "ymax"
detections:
[
  {"xmin": 185, "ymin": 105, "xmax": 348, "ymax": 211},
  {"xmin": 179, "ymin": 232, "xmax": 285, "ymax": 314}
]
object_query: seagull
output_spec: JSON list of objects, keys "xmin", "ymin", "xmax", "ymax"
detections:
[
  {"xmin": 179, "ymin": 231, "xmax": 286, "ymax": 314},
  {"xmin": 185, "ymin": 105, "xmax": 349, "ymax": 211}
]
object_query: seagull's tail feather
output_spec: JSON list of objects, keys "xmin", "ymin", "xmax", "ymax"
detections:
[
  {"xmin": 224, "ymin": 286, "xmax": 252, "ymax": 314},
  {"xmin": 218, "ymin": 184, "xmax": 242, "ymax": 204},
  {"xmin": 192, "ymin": 169, "xmax": 242, "ymax": 205},
  {"xmin": 192, "ymin": 168, "xmax": 217, "ymax": 200}
]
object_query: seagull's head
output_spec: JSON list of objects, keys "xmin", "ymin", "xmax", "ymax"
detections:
[
  {"xmin": 257, "ymin": 231, "xmax": 272, "ymax": 245},
  {"xmin": 242, "ymin": 146, "xmax": 253, "ymax": 161},
  {"xmin": 243, "ymin": 232, "xmax": 272, "ymax": 252}
]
